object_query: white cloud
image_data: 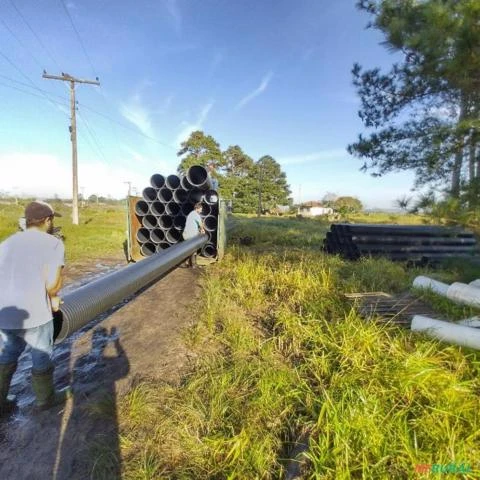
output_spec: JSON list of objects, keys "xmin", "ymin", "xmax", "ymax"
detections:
[
  {"xmin": 278, "ymin": 148, "xmax": 347, "ymax": 166},
  {"xmin": 0, "ymin": 152, "xmax": 151, "ymax": 199},
  {"xmin": 175, "ymin": 101, "xmax": 214, "ymax": 145},
  {"xmin": 120, "ymin": 102, "xmax": 154, "ymax": 138},
  {"xmin": 235, "ymin": 72, "xmax": 273, "ymax": 110}
]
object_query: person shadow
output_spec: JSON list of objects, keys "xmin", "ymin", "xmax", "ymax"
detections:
[{"xmin": 55, "ymin": 326, "xmax": 130, "ymax": 480}]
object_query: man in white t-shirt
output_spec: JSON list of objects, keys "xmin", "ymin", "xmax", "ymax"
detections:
[
  {"xmin": 0, "ymin": 201, "xmax": 71, "ymax": 416},
  {"xmin": 182, "ymin": 202, "xmax": 204, "ymax": 268}
]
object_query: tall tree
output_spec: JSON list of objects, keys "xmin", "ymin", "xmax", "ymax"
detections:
[
  {"xmin": 256, "ymin": 155, "xmax": 291, "ymax": 215},
  {"xmin": 177, "ymin": 130, "xmax": 224, "ymax": 174},
  {"xmin": 349, "ymin": 0, "xmax": 480, "ymax": 198}
]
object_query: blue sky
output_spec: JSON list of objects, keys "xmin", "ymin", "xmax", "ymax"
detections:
[{"xmin": 0, "ymin": 0, "xmax": 417, "ymax": 208}]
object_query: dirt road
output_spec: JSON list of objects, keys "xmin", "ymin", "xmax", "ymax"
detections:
[{"xmin": 0, "ymin": 256, "xmax": 203, "ymax": 479}]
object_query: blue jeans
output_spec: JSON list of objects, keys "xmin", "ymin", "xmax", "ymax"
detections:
[{"xmin": 0, "ymin": 321, "xmax": 54, "ymax": 372}]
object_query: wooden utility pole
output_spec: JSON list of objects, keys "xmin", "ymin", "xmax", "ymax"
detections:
[{"xmin": 43, "ymin": 72, "xmax": 100, "ymax": 225}]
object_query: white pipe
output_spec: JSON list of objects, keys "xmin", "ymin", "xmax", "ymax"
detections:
[
  {"xmin": 456, "ymin": 317, "xmax": 480, "ymax": 328},
  {"xmin": 446, "ymin": 282, "xmax": 480, "ymax": 308},
  {"xmin": 412, "ymin": 276, "xmax": 449, "ymax": 296},
  {"xmin": 412, "ymin": 315, "xmax": 480, "ymax": 349},
  {"xmin": 468, "ymin": 279, "xmax": 480, "ymax": 289}
]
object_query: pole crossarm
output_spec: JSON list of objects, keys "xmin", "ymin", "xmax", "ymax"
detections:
[{"xmin": 42, "ymin": 72, "xmax": 100, "ymax": 86}]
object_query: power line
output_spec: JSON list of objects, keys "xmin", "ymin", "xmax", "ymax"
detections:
[
  {"xmin": 0, "ymin": 73, "xmax": 68, "ymax": 102},
  {"xmin": 58, "ymin": 0, "xmax": 98, "ymax": 79},
  {"xmin": 8, "ymin": 0, "xmax": 62, "ymax": 71},
  {"xmin": 77, "ymin": 110, "xmax": 108, "ymax": 164},
  {"xmin": 0, "ymin": 49, "xmax": 69, "ymax": 114}
]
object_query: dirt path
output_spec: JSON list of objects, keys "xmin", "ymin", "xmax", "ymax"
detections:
[{"xmin": 0, "ymin": 256, "xmax": 204, "ymax": 479}]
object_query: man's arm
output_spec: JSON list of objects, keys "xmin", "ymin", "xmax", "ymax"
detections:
[{"xmin": 46, "ymin": 266, "xmax": 63, "ymax": 296}]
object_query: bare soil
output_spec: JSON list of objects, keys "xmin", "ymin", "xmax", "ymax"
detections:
[{"xmin": 0, "ymin": 255, "xmax": 204, "ymax": 479}]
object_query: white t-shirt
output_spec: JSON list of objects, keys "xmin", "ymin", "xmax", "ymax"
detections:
[
  {"xmin": 0, "ymin": 229, "xmax": 65, "ymax": 329},
  {"xmin": 183, "ymin": 211, "xmax": 202, "ymax": 240}
]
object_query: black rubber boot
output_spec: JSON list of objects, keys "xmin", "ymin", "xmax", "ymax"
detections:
[
  {"xmin": 0, "ymin": 363, "xmax": 17, "ymax": 418},
  {"xmin": 31, "ymin": 366, "xmax": 72, "ymax": 412}
]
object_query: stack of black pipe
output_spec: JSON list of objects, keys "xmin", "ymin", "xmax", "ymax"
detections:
[
  {"xmin": 134, "ymin": 165, "xmax": 219, "ymax": 258},
  {"xmin": 324, "ymin": 223, "xmax": 477, "ymax": 263}
]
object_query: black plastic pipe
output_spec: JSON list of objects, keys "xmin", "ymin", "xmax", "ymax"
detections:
[
  {"xmin": 182, "ymin": 203, "xmax": 194, "ymax": 215},
  {"xmin": 141, "ymin": 242, "xmax": 156, "ymax": 257},
  {"xmin": 156, "ymin": 242, "xmax": 170, "ymax": 251},
  {"xmin": 150, "ymin": 228, "xmax": 165, "ymax": 244},
  {"xmin": 173, "ymin": 189, "xmax": 188, "ymax": 203},
  {"xmin": 201, "ymin": 243, "xmax": 217, "ymax": 258},
  {"xmin": 350, "ymin": 235, "xmax": 477, "ymax": 245},
  {"xmin": 188, "ymin": 189, "xmax": 203, "ymax": 203},
  {"xmin": 166, "ymin": 202, "xmax": 181, "ymax": 216},
  {"xmin": 136, "ymin": 228, "xmax": 150, "ymax": 243},
  {"xmin": 54, "ymin": 235, "xmax": 208, "ymax": 342},
  {"xmin": 150, "ymin": 201, "xmax": 165, "ymax": 216},
  {"xmin": 166, "ymin": 229, "xmax": 182, "ymax": 244},
  {"xmin": 135, "ymin": 200, "xmax": 150, "ymax": 216},
  {"xmin": 186, "ymin": 165, "xmax": 212, "ymax": 190},
  {"xmin": 158, "ymin": 188, "xmax": 173, "ymax": 203},
  {"xmin": 142, "ymin": 187, "xmax": 157, "ymax": 202},
  {"xmin": 181, "ymin": 176, "xmax": 193, "ymax": 190},
  {"xmin": 200, "ymin": 203, "xmax": 211, "ymax": 216},
  {"xmin": 173, "ymin": 215, "xmax": 186, "ymax": 230},
  {"xmin": 150, "ymin": 174, "xmax": 165, "ymax": 189},
  {"xmin": 142, "ymin": 215, "xmax": 158, "ymax": 229},
  {"xmin": 331, "ymin": 223, "xmax": 474, "ymax": 237},
  {"xmin": 166, "ymin": 174, "xmax": 181, "ymax": 190},
  {"xmin": 204, "ymin": 215, "xmax": 218, "ymax": 232},
  {"xmin": 158, "ymin": 215, "xmax": 173, "ymax": 229},
  {"xmin": 204, "ymin": 190, "xmax": 218, "ymax": 205}
]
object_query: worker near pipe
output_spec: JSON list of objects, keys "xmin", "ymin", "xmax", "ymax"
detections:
[
  {"xmin": 182, "ymin": 202, "xmax": 205, "ymax": 268},
  {"xmin": 0, "ymin": 201, "xmax": 71, "ymax": 417}
]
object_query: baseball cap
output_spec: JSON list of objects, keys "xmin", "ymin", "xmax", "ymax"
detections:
[{"xmin": 24, "ymin": 200, "xmax": 62, "ymax": 221}]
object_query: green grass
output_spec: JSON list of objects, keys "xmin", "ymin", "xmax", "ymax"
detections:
[
  {"xmin": 109, "ymin": 215, "xmax": 480, "ymax": 479},
  {"xmin": 0, "ymin": 202, "xmax": 127, "ymax": 262}
]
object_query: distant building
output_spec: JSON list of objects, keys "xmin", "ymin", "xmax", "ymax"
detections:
[{"xmin": 299, "ymin": 201, "xmax": 334, "ymax": 217}]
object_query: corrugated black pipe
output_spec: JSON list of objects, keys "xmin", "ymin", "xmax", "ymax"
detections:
[
  {"xmin": 150, "ymin": 174, "xmax": 165, "ymax": 189},
  {"xmin": 54, "ymin": 235, "xmax": 208, "ymax": 342}
]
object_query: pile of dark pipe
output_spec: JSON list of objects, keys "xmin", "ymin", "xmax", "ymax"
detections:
[
  {"xmin": 135, "ymin": 165, "xmax": 218, "ymax": 258},
  {"xmin": 323, "ymin": 223, "xmax": 478, "ymax": 264}
]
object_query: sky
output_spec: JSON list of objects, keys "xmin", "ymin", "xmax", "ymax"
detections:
[{"xmin": 0, "ymin": 0, "xmax": 418, "ymax": 209}]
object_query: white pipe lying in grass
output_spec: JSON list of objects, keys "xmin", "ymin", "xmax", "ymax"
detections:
[
  {"xmin": 412, "ymin": 315, "xmax": 480, "ymax": 350},
  {"xmin": 446, "ymin": 282, "xmax": 480, "ymax": 308},
  {"xmin": 412, "ymin": 276, "xmax": 449, "ymax": 296},
  {"xmin": 456, "ymin": 317, "xmax": 480, "ymax": 328},
  {"xmin": 469, "ymin": 279, "xmax": 480, "ymax": 289}
]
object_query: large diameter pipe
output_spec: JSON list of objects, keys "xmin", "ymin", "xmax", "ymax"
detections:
[
  {"xmin": 142, "ymin": 187, "xmax": 157, "ymax": 202},
  {"xmin": 204, "ymin": 215, "xmax": 218, "ymax": 232},
  {"xmin": 412, "ymin": 276, "xmax": 449, "ymax": 296},
  {"xmin": 158, "ymin": 188, "xmax": 173, "ymax": 203},
  {"xmin": 150, "ymin": 228, "xmax": 165, "ymax": 244},
  {"xmin": 142, "ymin": 215, "xmax": 158, "ymax": 229},
  {"xmin": 136, "ymin": 228, "xmax": 150, "ymax": 243},
  {"xmin": 54, "ymin": 235, "xmax": 208, "ymax": 342},
  {"xmin": 165, "ymin": 229, "xmax": 182, "ymax": 244},
  {"xmin": 186, "ymin": 165, "xmax": 212, "ymax": 190},
  {"xmin": 204, "ymin": 190, "xmax": 218, "ymax": 205},
  {"xmin": 182, "ymin": 203, "xmax": 194, "ymax": 215},
  {"xmin": 150, "ymin": 201, "xmax": 165, "ymax": 216},
  {"xmin": 173, "ymin": 189, "xmax": 188, "ymax": 204},
  {"xmin": 150, "ymin": 174, "xmax": 165, "ymax": 189},
  {"xmin": 173, "ymin": 215, "xmax": 186, "ymax": 230},
  {"xmin": 411, "ymin": 315, "xmax": 480, "ymax": 350},
  {"xmin": 158, "ymin": 215, "xmax": 173, "ymax": 229},
  {"xmin": 181, "ymin": 176, "xmax": 193, "ymax": 190},
  {"xmin": 156, "ymin": 242, "xmax": 170, "ymax": 251},
  {"xmin": 469, "ymin": 280, "xmax": 480, "ymax": 289},
  {"xmin": 141, "ymin": 243, "xmax": 156, "ymax": 257},
  {"xmin": 166, "ymin": 175, "xmax": 181, "ymax": 190},
  {"xmin": 446, "ymin": 283, "xmax": 480, "ymax": 308},
  {"xmin": 166, "ymin": 202, "xmax": 181, "ymax": 216},
  {"xmin": 201, "ymin": 243, "xmax": 217, "ymax": 258},
  {"xmin": 188, "ymin": 189, "xmax": 204, "ymax": 203},
  {"xmin": 135, "ymin": 200, "xmax": 150, "ymax": 216}
]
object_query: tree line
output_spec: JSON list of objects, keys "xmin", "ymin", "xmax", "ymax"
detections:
[
  {"xmin": 177, "ymin": 130, "xmax": 292, "ymax": 214},
  {"xmin": 349, "ymin": 0, "xmax": 480, "ymax": 216}
]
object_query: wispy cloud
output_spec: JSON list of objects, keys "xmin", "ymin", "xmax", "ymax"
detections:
[
  {"xmin": 235, "ymin": 72, "xmax": 273, "ymax": 110},
  {"xmin": 165, "ymin": 0, "xmax": 182, "ymax": 34},
  {"xmin": 120, "ymin": 83, "xmax": 155, "ymax": 137},
  {"xmin": 278, "ymin": 148, "xmax": 347, "ymax": 166},
  {"xmin": 175, "ymin": 101, "xmax": 214, "ymax": 145}
]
